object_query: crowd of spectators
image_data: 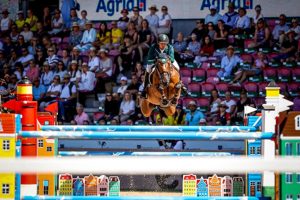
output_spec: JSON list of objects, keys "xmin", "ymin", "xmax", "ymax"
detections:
[{"xmin": 0, "ymin": 3, "xmax": 299, "ymax": 127}]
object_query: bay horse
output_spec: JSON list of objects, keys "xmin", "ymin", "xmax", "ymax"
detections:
[{"xmin": 140, "ymin": 57, "xmax": 182, "ymax": 117}]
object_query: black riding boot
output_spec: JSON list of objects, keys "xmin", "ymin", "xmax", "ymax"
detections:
[{"xmin": 141, "ymin": 72, "xmax": 150, "ymax": 99}]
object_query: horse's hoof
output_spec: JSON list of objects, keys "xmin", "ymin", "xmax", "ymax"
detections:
[
  {"xmin": 171, "ymin": 98, "xmax": 178, "ymax": 106},
  {"xmin": 161, "ymin": 99, "xmax": 169, "ymax": 107}
]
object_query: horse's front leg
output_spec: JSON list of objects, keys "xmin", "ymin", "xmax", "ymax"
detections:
[
  {"xmin": 170, "ymin": 82, "xmax": 182, "ymax": 106},
  {"xmin": 159, "ymin": 84, "xmax": 168, "ymax": 107}
]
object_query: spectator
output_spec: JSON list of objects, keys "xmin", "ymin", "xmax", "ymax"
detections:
[
  {"xmin": 216, "ymin": 102, "xmax": 231, "ymax": 125},
  {"xmin": 103, "ymin": 92, "xmax": 120, "ymax": 121},
  {"xmin": 69, "ymin": 8, "xmax": 80, "ymax": 29},
  {"xmin": 205, "ymin": 5, "xmax": 222, "ymax": 25},
  {"xmin": 231, "ymin": 51, "xmax": 266, "ymax": 84},
  {"xmin": 145, "ymin": 5, "xmax": 159, "ymax": 37},
  {"xmin": 20, "ymin": 23, "xmax": 34, "ymax": 43},
  {"xmin": 0, "ymin": 9, "xmax": 13, "ymax": 36},
  {"xmin": 217, "ymin": 45, "xmax": 242, "ymax": 78},
  {"xmin": 7, "ymin": 74, "xmax": 17, "ymax": 91},
  {"xmin": 46, "ymin": 47, "xmax": 60, "ymax": 69},
  {"xmin": 207, "ymin": 89, "xmax": 221, "ymax": 120},
  {"xmin": 28, "ymin": 37, "xmax": 39, "ymax": 55},
  {"xmin": 35, "ymin": 47, "xmax": 46, "ymax": 67},
  {"xmin": 32, "ymin": 77, "xmax": 46, "ymax": 101},
  {"xmin": 17, "ymin": 47, "xmax": 34, "ymax": 67},
  {"xmin": 111, "ymin": 21, "xmax": 124, "ymax": 48},
  {"xmin": 78, "ymin": 62, "xmax": 96, "ymax": 105},
  {"xmin": 58, "ymin": 73, "xmax": 77, "ymax": 122},
  {"xmin": 194, "ymin": 35, "xmax": 215, "ymax": 65},
  {"xmin": 118, "ymin": 9, "xmax": 129, "ymax": 31},
  {"xmin": 54, "ymin": 61, "xmax": 67, "ymax": 81},
  {"xmin": 274, "ymin": 30, "xmax": 298, "ymax": 61},
  {"xmin": 272, "ymin": 14, "xmax": 289, "ymax": 43},
  {"xmin": 207, "ymin": 22, "xmax": 216, "ymax": 40},
  {"xmin": 110, "ymin": 118, "xmax": 120, "ymax": 125},
  {"xmin": 3, "ymin": 36, "xmax": 15, "ymax": 57},
  {"xmin": 222, "ymin": 2, "xmax": 238, "ymax": 29},
  {"xmin": 76, "ymin": 21, "xmax": 97, "ymax": 52},
  {"xmin": 49, "ymin": 9, "xmax": 64, "ymax": 36},
  {"xmin": 157, "ymin": 5, "xmax": 172, "ymax": 35},
  {"xmin": 119, "ymin": 91, "xmax": 135, "ymax": 122},
  {"xmin": 133, "ymin": 62, "xmax": 145, "ymax": 81},
  {"xmin": 14, "ymin": 63, "xmax": 25, "ymax": 80},
  {"xmin": 232, "ymin": 7, "xmax": 251, "ymax": 35},
  {"xmin": 117, "ymin": 76, "xmax": 128, "ymax": 97},
  {"xmin": 251, "ymin": 5, "xmax": 264, "ymax": 25},
  {"xmin": 71, "ymin": 47, "xmax": 83, "ymax": 66},
  {"xmin": 68, "ymin": 60, "xmax": 81, "ymax": 83},
  {"xmin": 190, "ymin": 19, "xmax": 207, "ymax": 42},
  {"xmin": 26, "ymin": 60, "xmax": 39, "ymax": 82},
  {"xmin": 235, "ymin": 90, "xmax": 255, "ymax": 124},
  {"xmin": 39, "ymin": 75, "xmax": 61, "ymax": 111},
  {"xmin": 10, "ymin": 24, "xmax": 20, "ymax": 43},
  {"xmin": 289, "ymin": 18, "xmax": 300, "ymax": 40},
  {"xmin": 40, "ymin": 62, "xmax": 54, "ymax": 89},
  {"xmin": 117, "ymin": 36, "xmax": 134, "ymax": 72},
  {"xmin": 15, "ymin": 35, "xmax": 28, "ymax": 56},
  {"xmin": 94, "ymin": 22, "xmax": 111, "ymax": 48},
  {"xmin": 8, "ymin": 49, "xmax": 19, "ymax": 69},
  {"xmin": 173, "ymin": 32, "xmax": 188, "ymax": 63},
  {"xmin": 129, "ymin": 6, "xmax": 143, "ymax": 31},
  {"xmin": 125, "ymin": 21, "xmax": 138, "ymax": 45},
  {"xmin": 41, "ymin": 36, "xmax": 55, "ymax": 52},
  {"xmin": 0, "ymin": 50, "xmax": 7, "ymax": 70},
  {"xmin": 74, "ymin": 104, "xmax": 90, "ymax": 125},
  {"xmin": 15, "ymin": 11, "xmax": 26, "ymax": 31},
  {"xmin": 69, "ymin": 22, "xmax": 83, "ymax": 47},
  {"xmin": 96, "ymin": 48, "xmax": 113, "ymax": 93},
  {"xmin": 137, "ymin": 19, "xmax": 152, "ymax": 62},
  {"xmin": 61, "ymin": 49, "xmax": 71, "ymax": 67},
  {"xmin": 251, "ymin": 19, "xmax": 270, "ymax": 49},
  {"xmin": 25, "ymin": 9, "xmax": 38, "ymax": 32},
  {"xmin": 221, "ymin": 91, "xmax": 236, "ymax": 115},
  {"xmin": 42, "ymin": 6, "xmax": 52, "ymax": 31},
  {"xmin": 88, "ymin": 47, "xmax": 100, "ymax": 72},
  {"xmin": 185, "ymin": 100, "xmax": 205, "ymax": 125},
  {"xmin": 173, "ymin": 105, "xmax": 186, "ymax": 125},
  {"xmin": 184, "ymin": 33, "xmax": 200, "ymax": 61},
  {"xmin": 126, "ymin": 74, "xmax": 141, "ymax": 96},
  {"xmin": 78, "ymin": 10, "xmax": 89, "ymax": 30},
  {"xmin": 214, "ymin": 19, "xmax": 229, "ymax": 49}
]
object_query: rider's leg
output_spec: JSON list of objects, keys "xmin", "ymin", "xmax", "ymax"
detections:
[{"xmin": 141, "ymin": 65, "xmax": 152, "ymax": 98}]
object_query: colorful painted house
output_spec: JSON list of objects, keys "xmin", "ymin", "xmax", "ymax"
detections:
[
  {"xmin": 221, "ymin": 176, "xmax": 233, "ymax": 196},
  {"xmin": 109, "ymin": 176, "xmax": 120, "ymax": 197},
  {"xmin": 97, "ymin": 175, "xmax": 109, "ymax": 196},
  {"xmin": 279, "ymin": 112, "xmax": 300, "ymax": 200},
  {"xmin": 84, "ymin": 174, "xmax": 97, "ymax": 196},
  {"xmin": 0, "ymin": 114, "xmax": 17, "ymax": 199},
  {"xmin": 196, "ymin": 177, "xmax": 208, "ymax": 197},
  {"xmin": 73, "ymin": 176, "xmax": 84, "ymax": 196},
  {"xmin": 58, "ymin": 173, "xmax": 73, "ymax": 195},
  {"xmin": 232, "ymin": 177, "xmax": 244, "ymax": 196},
  {"xmin": 208, "ymin": 174, "xmax": 221, "ymax": 196},
  {"xmin": 182, "ymin": 174, "xmax": 197, "ymax": 196}
]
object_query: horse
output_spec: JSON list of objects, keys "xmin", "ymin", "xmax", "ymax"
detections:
[{"xmin": 140, "ymin": 57, "xmax": 182, "ymax": 117}]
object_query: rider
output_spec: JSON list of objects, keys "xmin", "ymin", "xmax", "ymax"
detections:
[{"xmin": 141, "ymin": 34, "xmax": 187, "ymax": 98}]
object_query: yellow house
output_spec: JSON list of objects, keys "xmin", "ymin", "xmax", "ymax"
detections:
[{"xmin": 0, "ymin": 173, "xmax": 15, "ymax": 199}]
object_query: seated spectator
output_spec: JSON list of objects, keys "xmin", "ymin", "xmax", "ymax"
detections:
[
  {"xmin": 221, "ymin": 91, "xmax": 236, "ymax": 116},
  {"xmin": 93, "ymin": 22, "xmax": 111, "ymax": 48},
  {"xmin": 125, "ymin": 21, "xmax": 138, "ymax": 45},
  {"xmin": 217, "ymin": 45, "xmax": 242, "ymax": 78},
  {"xmin": 0, "ymin": 9, "xmax": 13, "ymax": 36},
  {"xmin": 14, "ymin": 62, "xmax": 26, "ymax": 80},
  {"xmin": 78, "ymin": 62, "xmax": 96, "ymax": 105},
  {"xmin": 234, "ymin": 90, "xmax": 255, "ymax": 124},
  {"xmin": 272, "ymin": 14, "xmax": 289, "ymax": 45},
  {"xmin": 46, "ymin": 47, "xmax": 60, "ymax": 69},
  {"xmin": 25, "ymin": 9, "xmax": 38, "ymax": 32},
  {"xmin": 231, "ymin": 51, "xmax": 267, "ymax": 84},
  {"xmin": 194, "ymin": 35, "xmax": 215, "ymax": 65},
  {"xmin": 17, "ymin": 47, "xmax": 34, "ymax": 67},
  {"xmin": 232, "ymin": 7, "xmax": 251, "ymax": 35},
  {"xmin": 157, "ymin": 5, "xmax": 172, "ymax": 35},
  {"xmin": 35, "ymin": 47, "xmax": 46, "ymax": 67},
  {"xmin": 215, "ymin": 102, "xmax": 231, "ymax": 125},
  {"xmin": 35, "ymin": 21, "xmax": 49, "ymax": 39},
  {"xmin": 69, "ymin": 22, "xmax": 83, "ymax": 47},
  {"xmin": 117, "ymin": 76, "xmax": 128, "ymax": 97},
  {"xmin": 76, "ymin": 21, "xmax": 97, "ymax": 52},
  {"xmin": 32, "ymin": 77, "xmax": 46, "ymax": 101},
  {"xmin": 96, "ymin": 48, "xmax": 113, "ymax": 93},
  {"xmin": 251, "ymin": 19, "xmax": 270, "ymax": 49},
  {"xmin": 78, "ymin": 10, "xmax": 88, "ymax": 30},
  {"xmin": 20, "ymin": 23, "xmax": 33, "ymax": 43},
  {"xmin": 126, "ymin": 74, "xmax": 141, "ymax": 96},
  {"xmin": 26, "ymin": 60, "xmax": 39, "ymax": 82},
  {"xmin": 15, "ymin": 35, "xmax": 28, "ymax": 56},
  {"xmin": 74, "ymin": 104, "xmax": 90, "ymax": 125},
  {"xmin": 41, "ymin": 36, "xmax": 55, "ymax": 52},
  {"xmin": 133, "ymin": 62, "xmax": 145, "ymax": 81},
  {"xmin": 88, "ymin": 47, "xmax": 100, "ymax": 72},
  {"xmin": 274, "ymin": 30, "xmax": 298, "ymax": 62},
  {"xmin": 251, "ymin": 5, "xmax": 264, "ymax": 26},
  {"xmin": 118, "ymin": 9, "xmax": 129, "ymax": 31},
  {"xmin": 61, "ymin": 49, "xmax": 71, "ymax": 67},
  {"xmin": 129, "ymin": 6, "xmax": 143, "ymax": 31},
  {"xmin": 15, "ymin": 11, "xmax": 26, "ymax": 31},
  {"xmin": 68, "ymin": 60, "xmax": 81, "ymax": 83},
  {"xmin": 58, "ymin": 73, "xmax": 77, "ymax": 122},
  {"xmin": 69, "ymin": 8, "xmax": 80, "ymax": 29},
  {"xmin": 173, "ymin": 32, "xmax": 188, "ymax": 64},
  {"xmin": 119, "ymin": 91, "xmax": 135, "ymax": 122},
  {"xmin": 102, "ymin": 92, "xmax": 120, "ymax": 122},
  {"xmin": 222, "ymin": 2, "xmax": 238, "ymax": 29},
  {"xmin": 137, "ymin": 19, "xmax": 152, "ymax": 62},
  {"xmin": 48, "ymin": 9, "xmax": 64, "ymax": 36},
  {"xmin": 207, "ymin": 22, "xmax": 216, "ymax": 40},
  {"xmin": 71, "ymin": 47, "xmax": 83, "ymax": 66},
  {"xmin": 10, "ymin": 24, "xmax": 20, "ymax": 43},
  {"xmin": 54, "ymin": 61, "xmax": 67, "ymax": 81},
  {"xmin": 8, "ymin": 49, "xmax": 19, "ymax": 69},
  {"xmin": 28, "ymin": 37, "xmax": 39, "ymax": 55},
  {"xmin": 185, "ymin": 100, "xmax": 205, "ymax": 125},
  {"xmin": 206, "ymin": 89, "xmax": 221, "ymax": 121},
  {"xmin": 7, "ymin": 74, "xmax": 18, "ymax": 91},
  {"xmin": 3, "ymin": 36, "xmax": 15, "ymax": 58},
  {"xmin": 205, "ymin": 5, "xmax": 222, "ymax": 25},
  {"xmin": 183, "ymin": 33, "xmax": 200, "ymax": 61},
  {"xmin": 289, "ymin": 18, "xmax": 300, "ymax": 40},
  {"xmin": 110, "ymin": 118, "xmax": 120, "ymax": 125},
  {"xmin": 214, "ymin": 20, "xmax": 229, "ymax": 49},
  {"xmin": 0, "ymin": 50, "xmax": 7, "ymax": 70},
  {"xmin": 117, "ymin": 36, "xmax": 134, "ymax": 72},
  {"xmin": 40, "ymin": 62, "xmax": 54, "ymax": 89},
  {"xmin": 190, "ymin": 19, "xmax": 207, "ymax": 42},
  {"xmin": 111, "ymin": 21, "xmax": 124, "ymax": 48},
  {"xmin": 39, "ymin": 75, "xmax": 61, "ymax": 111},
  {"xmin": 145, "ymin": 5, "xmax": 159, "ymax": 37}
]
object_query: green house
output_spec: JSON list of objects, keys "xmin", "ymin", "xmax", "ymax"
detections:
[{"xmin": 279, "ymin": 112, "xmax": 300, "ymax": 200}]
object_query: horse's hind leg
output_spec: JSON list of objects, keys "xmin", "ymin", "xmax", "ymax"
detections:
[{"xmin": 140, "ymin": 99, "xmax": 154, "ymax": 117}]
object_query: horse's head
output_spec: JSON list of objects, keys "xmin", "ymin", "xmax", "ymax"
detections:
[{"xmin": 156, "ymin": 58, "xmax": 172, "ymax": 86}]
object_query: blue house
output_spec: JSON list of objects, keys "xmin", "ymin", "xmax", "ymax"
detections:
[
  {"xmin": 197, "ymin": 177, "xmax": 208, "ymax": 197},
  {"xmin": 247, "ymin": 140, "xmax": 262, "ymax": 197},
  {"xmin": 73, "ymin": 177, "xmax": 84, "ymax": 196}
]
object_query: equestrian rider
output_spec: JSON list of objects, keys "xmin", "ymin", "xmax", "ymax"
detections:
[{"xmin": 141, "ymin": 34, "xmax": 186, "ymax": 98}]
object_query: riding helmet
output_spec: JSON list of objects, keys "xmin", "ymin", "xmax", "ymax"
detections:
[{"xmin": 158, "ymin": 34, "xmax": 169, "ymax": 44}]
